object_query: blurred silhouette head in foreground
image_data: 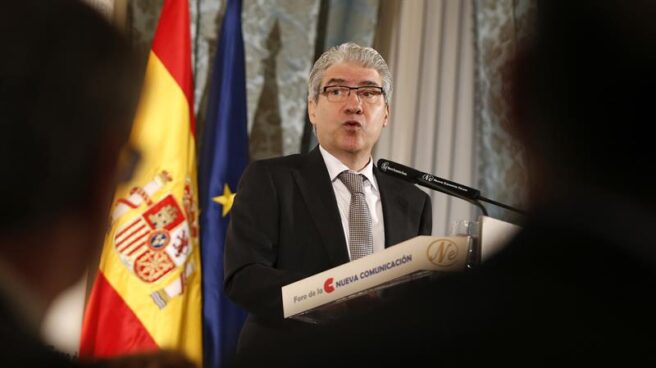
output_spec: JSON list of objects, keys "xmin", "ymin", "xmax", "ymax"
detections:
[
  {"xmin": 511, "ymin": 0, "xmax": 656, "ymax": 210},
  {"xmin": 0, "ymin": 0, "xmax": 140, "ymax": 321}
]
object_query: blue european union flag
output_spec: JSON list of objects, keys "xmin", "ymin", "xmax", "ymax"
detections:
[{"xmin": 199, "ymin": 0, "xmax": 248, "ymax": 366}]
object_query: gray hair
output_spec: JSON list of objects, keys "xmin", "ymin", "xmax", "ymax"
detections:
[{"xmin": 307, "ymin": 42, "xmax": 392, "ymax": 104}]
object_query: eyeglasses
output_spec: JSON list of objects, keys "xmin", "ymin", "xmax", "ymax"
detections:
[{"xmin": 321, "ymin": 85, "xmax": 385, "ymax": 104}]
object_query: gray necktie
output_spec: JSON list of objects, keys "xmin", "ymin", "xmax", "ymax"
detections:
[{"xmin": 338, "ymin": 171, "xmax": 374, "ymax": 260}]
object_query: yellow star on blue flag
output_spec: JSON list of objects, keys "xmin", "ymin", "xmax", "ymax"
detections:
[{"xmin": 213, "ymin": 183, "xmax": 236, "ymax": 217}]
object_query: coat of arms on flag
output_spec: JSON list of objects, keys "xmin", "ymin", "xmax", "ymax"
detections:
[{"xmin": 113, "ymin": 171, "xmax": 197, "ymax": 309}]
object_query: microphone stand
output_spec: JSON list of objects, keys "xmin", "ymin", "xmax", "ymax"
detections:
[
  {"xmin": 478, "ymin": 195, "xmax": 526, "ymax": 216},
  {"xmin": 432, "ymin": 187, "xmax": 526, "ymax": 217},
  {"xmin": 431, "ymin": 186, "xmax": 490, "ymax": 216}
]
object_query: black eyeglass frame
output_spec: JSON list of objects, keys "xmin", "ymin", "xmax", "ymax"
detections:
[{"xmin": 320, "ymin": 85, "xmax": 386, "ymax": 103}]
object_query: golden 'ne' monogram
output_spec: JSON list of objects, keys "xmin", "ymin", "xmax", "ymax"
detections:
[{"xmin": 427, "ymin": 240, "xmax": 458, "ymax": 266}]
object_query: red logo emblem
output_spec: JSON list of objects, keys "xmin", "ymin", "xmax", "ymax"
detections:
[{"xmin": 323, "ymin": 278, "xmax": 335, "ymax": 293}]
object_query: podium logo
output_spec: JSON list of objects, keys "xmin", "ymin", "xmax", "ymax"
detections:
[
  {"xmin": 323, "ymin": 278, "xmax": 335, "ymax": 293},
  {"xmin": 426, "ymin": 239, "xmax": 458, "ymax": 266}
]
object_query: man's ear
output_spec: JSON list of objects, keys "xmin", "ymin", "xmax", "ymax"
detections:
[
  {"xmin": 308, "ymin": 98, "xmax": 317, "ymax": 124},
  {"xmin": 383, "ymin": 104, "xmax": 390, "ymax": 127}
]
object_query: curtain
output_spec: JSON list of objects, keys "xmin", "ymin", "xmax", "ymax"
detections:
[{"xmin": 374, "ymin": 0, "xmax": 477, "ymax": 236}]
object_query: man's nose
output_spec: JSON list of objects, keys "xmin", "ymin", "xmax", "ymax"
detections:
[{"xmin": 344, "ymin": 91, "xmax": 363, "ymax": 113}]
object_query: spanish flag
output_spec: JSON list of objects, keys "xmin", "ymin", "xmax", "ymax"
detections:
[{"xmin": 80, "ymin": 0, "xmax": 202, "ymax": 365}]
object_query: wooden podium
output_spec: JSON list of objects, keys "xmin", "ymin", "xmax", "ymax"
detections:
[{"xmin": 281, "ymin": 216, "xmax": 520, "ymax": 324}]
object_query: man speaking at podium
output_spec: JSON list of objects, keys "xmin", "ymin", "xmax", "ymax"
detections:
[{"xmin": 224, "ymin": 43, "xmax": 432, "ymax": 362}]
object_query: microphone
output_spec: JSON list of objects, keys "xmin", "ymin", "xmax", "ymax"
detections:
[
  {"xmin": 377, "ymin": 159, "xmax": 525, "ymax": 215},
  {"xmin": 377, "ymin": 159, "xmax": 480, "ymax": 200}
]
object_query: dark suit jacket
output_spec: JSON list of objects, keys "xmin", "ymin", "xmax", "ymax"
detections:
[{"xmin": 224, "ymin": 147, "xmax": 432, "ymax": 359}]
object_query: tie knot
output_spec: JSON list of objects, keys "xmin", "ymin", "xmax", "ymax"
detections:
[{"xmin": 338, "ymin": 171, "xmax": 365, "ymax": 194}]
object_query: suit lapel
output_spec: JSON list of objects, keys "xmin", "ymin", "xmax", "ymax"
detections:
[
  {"xmin": 293, "ymin": 147, "xmax": 350, "ymax": 266},
  {"xmin": 375, "ymin": 166, "xmax": 410, "ymax": 247}
]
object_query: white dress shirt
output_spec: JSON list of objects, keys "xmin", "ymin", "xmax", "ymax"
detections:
[{"xmin": 319, "ymin": 145, "xmax": 385, "ymax": 260}]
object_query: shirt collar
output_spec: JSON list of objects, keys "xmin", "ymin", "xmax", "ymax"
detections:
[{"xmin": 319, "ymin": 145, "xmax": 378, "ymax": 191}]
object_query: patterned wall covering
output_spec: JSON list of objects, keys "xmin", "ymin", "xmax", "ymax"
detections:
[
  {"xmin": 473, "ymin": 0, "xmax": 534, "ymax": 222},
  {"xmin": 324, "ymin": 0, "xmax": 378, "ymax": 49},
  {"xmin": 242, "ymin": 0, "xmax": 321, "ymax": 159}
]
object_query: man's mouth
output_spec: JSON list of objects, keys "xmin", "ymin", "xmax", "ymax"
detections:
[{"xmin": 343, "ymin": 121, "xmax": 363, "ymax": 128}]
